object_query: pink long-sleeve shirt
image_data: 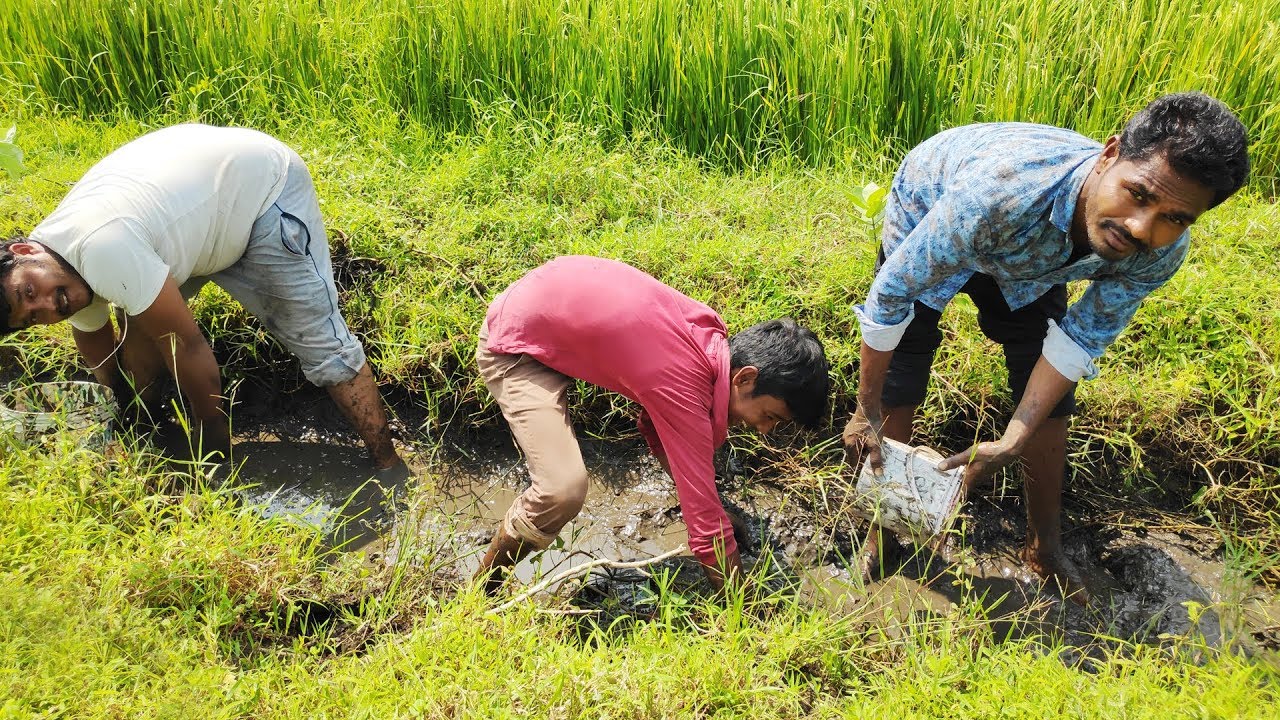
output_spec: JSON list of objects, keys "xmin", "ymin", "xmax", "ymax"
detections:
[{"xmin": 483, "ymin": 255, "xmax": 736, "ymax": 567}]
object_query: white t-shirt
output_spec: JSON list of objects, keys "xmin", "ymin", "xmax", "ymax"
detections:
[{"xmin": 30, "ymin": 124, "xmax": 291, "ymax": 331}]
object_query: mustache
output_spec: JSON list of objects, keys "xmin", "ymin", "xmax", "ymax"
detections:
[{"xmin": 1100, "ymin": 220, "xmax": 1142, "ymax": 252}]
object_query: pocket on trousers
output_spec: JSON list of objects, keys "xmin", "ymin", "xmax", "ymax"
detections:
[{"xmin": 279, "ymin": 209, "xmax": 312, "ymax": 256}]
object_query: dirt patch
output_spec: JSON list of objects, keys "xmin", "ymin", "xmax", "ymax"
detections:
[{"xmin": 204, "ymin": 419, "xmax": 1279, "ymax": 661}]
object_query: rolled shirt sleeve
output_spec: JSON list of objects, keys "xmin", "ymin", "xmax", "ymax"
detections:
[
  {"xmin": 854, "ymin": 189, "xmax": 984, "ymax": 351},
  {"xmin": 1049, "ymin": 237, "xmax": 1189, "ymax": 381},
  {"xmin": 852, "ymin": 303, "xmax": 916, "ymax": 351}
]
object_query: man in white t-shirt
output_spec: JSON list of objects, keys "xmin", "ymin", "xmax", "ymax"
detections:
[{"xmin": 1, "ymin": 124, "xmax": 402, "ymax": 472}]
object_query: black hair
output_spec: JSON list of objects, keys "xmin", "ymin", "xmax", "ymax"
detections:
[
  {"xmin": 1118, "ymin": 92, "xmax": 1250, "ymax": 208},
  {"xmin": 728, "ymin": 318, "xmax": 830, "ymax": 430},
  {"xmin": 0, "ymin": 238, "xmax": 25, "ymax": 336}
]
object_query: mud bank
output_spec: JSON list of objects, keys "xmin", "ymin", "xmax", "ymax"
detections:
[{"xmin": 205, "ymin": 413, "xmax": 1278, "ymax": 662}]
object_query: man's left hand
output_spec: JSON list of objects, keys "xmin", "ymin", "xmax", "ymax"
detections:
[{"xmin": 938, "ymin": 439, "xmax": 1020, "ymax": 490}]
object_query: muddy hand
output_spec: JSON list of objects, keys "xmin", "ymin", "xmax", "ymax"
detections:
[
  {"xmin": 842, "ymin": 404, "xmax": 884, "ymax": 476},
  {"xmin": 938, "ymin": 439, "xmax": 1018, "ymax": 491}
]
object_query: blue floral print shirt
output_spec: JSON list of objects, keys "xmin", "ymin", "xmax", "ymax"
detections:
[{"xmin": 854, "ymin": 122, "xmax": 1190, "ymax": 381}]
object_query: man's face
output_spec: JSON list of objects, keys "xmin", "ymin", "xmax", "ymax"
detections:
[
  {"xmin": 4, "ymin": 242, "xmax": 93, "ymax": 329},
  {"xmin": 1082, "ymin": 136, "xmax": 1216, "ymax": 261},
  {"xmin": 726, "ymin": 366, "xmax": 792, "ymax": 436}
]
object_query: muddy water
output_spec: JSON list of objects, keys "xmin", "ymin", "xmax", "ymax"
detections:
[{"xmin": 216, "ymin": 427, "xmax": 1280, "ymax": 658}]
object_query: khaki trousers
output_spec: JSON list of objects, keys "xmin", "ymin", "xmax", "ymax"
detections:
[{"xmin": 476, "ymin": 325, "xmax": 589, "ymax": 548}]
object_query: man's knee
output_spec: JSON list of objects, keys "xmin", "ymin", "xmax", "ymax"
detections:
[
  {"xmin": 881, "ymin": 350, "xmax": 935, "ymax": 408},
  {"xmin": 536, "ymin": 460, "xmax": 589, "ymax": 516},
  {"xmin": 512, "ymin": 461, "xmax": 588, "ymax": 546},
  {"xmin": 1005, "ymin": 345, "xmax": 1077, "ymax": 418}
]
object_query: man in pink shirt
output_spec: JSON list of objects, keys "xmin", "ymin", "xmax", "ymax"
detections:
[{"xmin": 474, "ymin": 255, "xmax": 830, "ymax": 594}]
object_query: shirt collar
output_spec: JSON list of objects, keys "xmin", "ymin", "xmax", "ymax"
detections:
[
  {"xmin": 709, "ymin": 333, "xmax": 731, "ymax": 449},
  {"xmin": 1050, "ymin": 151, "xmax": 1102, "ymax": 233}
]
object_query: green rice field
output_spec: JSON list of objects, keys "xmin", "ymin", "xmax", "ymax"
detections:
[{"xmin": 2, "ymin": 1, "xmax": 1279, "ymax": 717}]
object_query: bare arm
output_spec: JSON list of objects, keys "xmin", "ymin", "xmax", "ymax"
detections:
[
  {"xmin": 73, "ymin": 324, "xmax": 121, "ymax": 388},
  {"xmin": 842, "ymin": 340, "xmax": 895, "ymax": 474},
  {"xmin": 938, "ymin": 355, "xmax": 1075, "ymax": 486},
  {"xmin": 642, "ymin": 424, "xmax": 741, "ymax": 591},
  {"xmin": 129, "ymin": 277, "xmax": 229, "ymax": 457},
  {"xmin": 703, "ymin": 547, "xmax": 743, "ymax": 594}
]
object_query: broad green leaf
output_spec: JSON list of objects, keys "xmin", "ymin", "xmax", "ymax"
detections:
[
  {"xmin": 865, "ymin": 184, "xmax": 887, "ymax": 213},
  {"xmin": 847, "ymin": 181, "xmax": 887, "ymax": 222},
  {"xmin": 0, "ymin": 141, "xmax": 26, "ymax": 180}
]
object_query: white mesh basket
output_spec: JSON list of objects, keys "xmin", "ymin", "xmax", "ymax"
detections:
[
  {"xmin": 853, "ymin": 437, "xmax": 966, "ymax": 543},
  {"xmin": 0, "ymin": 381, "xmax": 115, "ymax": 448}
]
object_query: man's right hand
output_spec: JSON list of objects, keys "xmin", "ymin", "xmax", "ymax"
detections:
[{"xmin": 842, "ymin": 403, "xmax": 885, "ymax": 476}]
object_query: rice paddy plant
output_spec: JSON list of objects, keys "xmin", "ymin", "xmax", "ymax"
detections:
[
  {"xmin": 2, "ymin": 0, "xmax": 1278, "ymax": 184},
  {"xmin": 3, "ymin": 3, "xmax": 1279, "ymax": 714},
  {"xmin": 2, "ymin": 110, "xmax": 1276, "ymax": 540}
]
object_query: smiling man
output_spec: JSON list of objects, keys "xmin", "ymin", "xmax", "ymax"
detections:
[
  {"xmin": 843, "ymin": 93, "xmax": 1250, "ymax": 601},
  {"xmin": 474, "ymin": 255, "xmax": 830, "ymax": 594},
  {"xmin": 0, "ymin": 124, "xmax": 402, "ymax": 472}
]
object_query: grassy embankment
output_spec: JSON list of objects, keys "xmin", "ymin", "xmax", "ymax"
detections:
[
  {"xmin": 3, "ymin": 0, "xmax": 1280, "ymax": 715},
  {"xmin": 3, "ymin": 112, "xmax": 1279, "ymax": 718}
]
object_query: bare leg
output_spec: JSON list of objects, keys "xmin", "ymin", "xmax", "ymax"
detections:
[
  {"xmin": 1019, "ymin": 416, "xmax": 1089, "ymax": 604},
  {"xmin": 881, "ymin": 405, "xmax": 915, "ymax": 445},
  {"xmin": 325, "ymin": 362, "xmax": 400, "ymax": 470},
  {"xmin": 859, "ymin": 404, "xmax": 915, "ymax": 580}
]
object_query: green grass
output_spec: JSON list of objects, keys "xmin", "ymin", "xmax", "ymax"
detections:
[
  {"xmin": 3, "ymin": 2, "xmax": 1280, "ymax": 712},
  {"xmin": 3, "ymin": 434, "xmax": 1278, "ymax": 718},
  {"xmin": 3, "ymin": 112, "xmax": 1276, "ymax": 559},
  {"xmin": 1, "ymin": 0, "xmax": 1278, "ymax": 184}
]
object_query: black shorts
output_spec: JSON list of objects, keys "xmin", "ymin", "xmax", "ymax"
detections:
[{"xmin": 881, "ymin": 269, "xmax": 1078, "ymax": 419}]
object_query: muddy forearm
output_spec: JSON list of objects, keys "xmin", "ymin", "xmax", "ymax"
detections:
[
  {"xmin": 1001, "ymin": 355, "xmax": 1075, "ymax": 452},
  {"xmin": 154, "ymin": 331, "xmax": 224, "ymax": 422},
  {"xmin": 702, "ymin": 547, "xmax": 743, "ymax": 593},
  {"xmin": 159, "ymin": 332, "xmax": 229, "ymax": 457},
  {"xmin": 856, "ymin": 340, "xmax": 894, "ymax": 417}
]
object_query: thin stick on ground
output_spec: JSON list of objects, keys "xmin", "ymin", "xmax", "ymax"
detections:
[{"xmin": 486, "ymin": 546, "xmax": 688, "ymax": 615}]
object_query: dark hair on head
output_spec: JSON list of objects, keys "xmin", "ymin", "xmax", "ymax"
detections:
[
  {"xmin": 1118, "ymin": 92, "xmax": 1250, "ymax": 208},
  {"xmin": 0, "ymin": 238, "xmax": 26, "ymax": 336},
  {"xmin": 729, "ymin": 318, "xmax": 830, "ymax": 430}
]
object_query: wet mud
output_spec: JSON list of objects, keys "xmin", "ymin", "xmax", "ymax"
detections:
[
  {"xmin": 173, "ymin": 415, "xmax": 1279, "ymax": 662},
  {"xmin": 1, "ymin": 289, "xmax": 1272, "ymax": 669}
]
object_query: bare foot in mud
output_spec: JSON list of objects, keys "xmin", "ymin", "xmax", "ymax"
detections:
[
  {"xmin": 373, "ymin": 459, "xmax": 413, "ymax": 487},
  {"xmin": 1024, "ymin": 547, "xmax": 1091, "ymax": 605}
]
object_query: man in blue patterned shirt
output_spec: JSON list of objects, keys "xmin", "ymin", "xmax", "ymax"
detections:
[{"xmin": 843, "ymin": 93, "xmax": 1249, "ymax": 601}]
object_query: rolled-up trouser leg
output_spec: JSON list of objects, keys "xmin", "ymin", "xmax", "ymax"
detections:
[{"xmin": 476, "ymin": 326, "xmax": 588, "ymax": 549}]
